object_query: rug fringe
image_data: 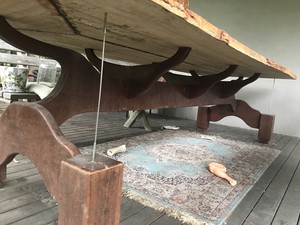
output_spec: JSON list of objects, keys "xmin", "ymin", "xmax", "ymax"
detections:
[{"xmin": 123, "ymin": 189, "xmax": 215, "ymax": 225}]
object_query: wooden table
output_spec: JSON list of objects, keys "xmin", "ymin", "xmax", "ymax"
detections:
[{"xmin": 0, "ymin": 1, "xmax": 297, "ymax": 224}]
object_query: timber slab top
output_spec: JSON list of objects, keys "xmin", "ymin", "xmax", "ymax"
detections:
[{"xmin": 0, "ymin": 0, "xmax": 296, "ymax": 79}]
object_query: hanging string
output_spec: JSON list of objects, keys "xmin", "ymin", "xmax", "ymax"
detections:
[
  {"xmin": 92, "ymin": 13, "xmax": 108, "ymax": 162},
  {"xmin": 268, "ymin": 78, "xmax": 276, "ymax": 114}
]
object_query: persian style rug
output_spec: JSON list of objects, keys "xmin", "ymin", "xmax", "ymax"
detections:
[{"xmin": 80, "ymin": 130, "xmax": 280, "ymax": 225}]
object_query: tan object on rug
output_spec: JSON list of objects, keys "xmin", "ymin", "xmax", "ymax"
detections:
[
  {"xmin": 208, "ymin": 162, "xmax": 237, "ymax": 186},
  {"xmin": 107, "ymin": 145, "xmax": 126, "ymax": 156}
]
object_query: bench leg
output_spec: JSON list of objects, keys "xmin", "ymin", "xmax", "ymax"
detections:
[
  {"xmin": 258, "ymin": 114, "xmax": 275, "ymax": 144},
  {"xmin": 124, "ymin": 110, "xmax": 152, "ymax": 131}
]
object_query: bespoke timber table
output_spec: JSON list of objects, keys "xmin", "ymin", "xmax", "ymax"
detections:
[{"xmin": 0, "ymin": 0, "xmax": 296, "ymax": 224}]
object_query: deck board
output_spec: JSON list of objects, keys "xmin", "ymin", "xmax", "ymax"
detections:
[
  {"xmin": 120, "ymin": 207, "xmax": 164, "ymax": 225},
  {"xmin": 225, "ymin": 137, "xmax": 300, "ymax": 225},
  {"xmin": 1, "ymin": 108, "xmax": 300, "ymax": 225},
  {"xmin": 243, "ymin": 140, "xmax": 300, "ymax": 225},
  {"xmin": 271, "ymin": 160, "xmax": 300, "ymax": 225}
]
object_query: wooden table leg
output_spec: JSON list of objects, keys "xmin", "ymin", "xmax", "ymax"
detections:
[{"xmin": 258, "ymin": 114, "xmax": 275, "ymax": 144}]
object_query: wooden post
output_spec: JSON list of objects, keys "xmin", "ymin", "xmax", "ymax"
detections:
[
  {"xmin": 58, "ymin": 154, "xmax": 123, "ymax": 225},
  {"xmin": 0, "ymin": 164, "xmax": 6, "ymax": 188},
  {"xmin": 258, "ymin": 114, "xmax": 275, "ymax": 144},
  {"xmin": 197, "ymin": 106, "xmax": 209, "ymax": 131}
]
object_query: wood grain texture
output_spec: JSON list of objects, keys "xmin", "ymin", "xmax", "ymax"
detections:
[
  {"xmin": 58, "ymin": 154, "xmax": 123, "ymax": 225},
  {"xmin": 0, "ymin": 0, "xmax": 296, "ymax": 79}
]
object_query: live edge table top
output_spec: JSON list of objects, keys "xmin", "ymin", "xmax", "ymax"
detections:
[{"xmin": 0, "ymin": 0, "xmax": 296, "ymax": 79}]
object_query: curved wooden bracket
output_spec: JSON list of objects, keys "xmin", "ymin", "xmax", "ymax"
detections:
[
  {"xmin": 163, "ymin": 65, "xmax": 237, "ymax": 98},
  {"xmin": 217, "ymin": 73, "xmax": 261, "ymax": 98},
  {"xmin": 0, "ymin": 103, "xmax": 80, "ymax": 199},
  {"xmin": 208, "ymin": 100, "xmax": 261, "ymax": 128},
  {"xmin": 197, "ymin": 100, "xmax": 274, "ymax": 143},
  {"xmin": 85, "ymin": 47, "xmax": 191, "ymax": 98},
  {"xmin": 0, "ymin": 16, "xmax": 106, "ymax": 125}
]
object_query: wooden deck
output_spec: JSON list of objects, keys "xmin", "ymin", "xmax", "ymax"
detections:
[{"xmin": 1, "ymin": 107, "xmax": 300, "ymax": 225}]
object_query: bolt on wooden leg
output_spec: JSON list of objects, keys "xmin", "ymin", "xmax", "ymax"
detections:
[
  {"xmin": 58, "ymin": 154, "xmax": 123, "ymax": 225},
  {"xmin": 124, "ymin": 110, "xmax": 152, "ymax": 131}
]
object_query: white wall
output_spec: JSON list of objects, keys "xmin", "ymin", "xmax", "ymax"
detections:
[{"xmin": 164, "ymin": 0, "xmax": 300, "ymax": 137}]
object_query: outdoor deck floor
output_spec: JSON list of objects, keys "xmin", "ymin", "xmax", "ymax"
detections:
[{"xmin": 1, "ymin": 102, "xmax": 300, "ymax": 225}]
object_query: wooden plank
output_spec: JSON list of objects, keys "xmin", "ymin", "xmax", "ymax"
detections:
[
  {"xmin": 7, "ymin": 162, "xmax": 36, "ymax": 175},
  {"xmin": 120, "ymin": 198, "xmax": 146, "ymax": 222},
  {"xmin": 7, "ymin": 157, "xmax": 32, "ymax": 168},
  {"xmin": 0, "ymin": 190, "xmax": 50, "ymax": 214},
  {"xmin": 0, "ymin": 181, "xmax": 46, "ymax": 203},
  {"xmin": 0, "ymin": 0, "xmax": 296, "ymax": 79},
  {"xmin": 10, "ymin": 206, "xmax": 58, "ymax": 225},
  {"xmin": 120, "ymin": 207, "xmax": 164, "ymax": 225},
  {"xmin": 0, "ymin": 200, "xmax": 57, "ymax": 224},
  {"xmin": 4, "ymin": 168, "xmax": 40, "ymax": 182},
  {"xmin": 3, "ymin": 173, "xmax": 42, "ymax": 189},
  {"xmin": 225, "ymin": 137, "xmax": 300, "ymax": 225},
  {"xmin": 150, "ymin": 214, "xmax": 183, "ymax": 225},
  {"xmin": 269, "ymin": 133, "xmax": 283, "ymax": 145},
  {"xmin": 273, "ymin": 135, "xmax": 292, "ymax": 151},
  {"xmin": 243, "ymin": 139, "xmax": 300, "ymax": 225},
  {"xmin": 271, "ymin": 161, "xmax": 300, "ymax": 225}
]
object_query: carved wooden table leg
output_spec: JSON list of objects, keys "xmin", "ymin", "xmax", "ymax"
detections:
[
  {"xmin": 58, "ymin": 154, "xmax": 123, "ymax": 225},
  {"xmin": 0, "ymin": 103, "xmax": 80, "ymax": 198},
  {"xmin": 197, "ymin": 100, "xmax": 275, "ymax": 144}
]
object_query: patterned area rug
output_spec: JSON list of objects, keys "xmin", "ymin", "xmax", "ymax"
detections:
[{"xmin": 80, "ymin": 130, "xmax": 280, "ymax": 225}]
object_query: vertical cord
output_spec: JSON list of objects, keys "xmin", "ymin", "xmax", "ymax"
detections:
[
  {"xmin": 268, "ymin": 78, "xmax": 276, "ymax": 114},
  {"xmin": 92, "ymin": 13, "xmax": 107, "ymax": 162}
]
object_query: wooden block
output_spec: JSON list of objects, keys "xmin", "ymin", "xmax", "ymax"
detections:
[
  {"xmin": 196, "ymin": 106, "xmax": 209, "ymax": 131},
  {"xmin": 0, "ymin": 164, "xmax": 6, "ymax": 187},
  {"xmin": 258, "ymin": 114, "xmax": 275, "ymax": 144},
  {"xmin": 58, "ymin": 154, "xmax": 123, "ymax": 225}
]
